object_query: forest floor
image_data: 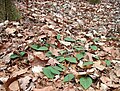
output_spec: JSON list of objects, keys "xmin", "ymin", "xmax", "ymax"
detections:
[{"xmin": 0, "ymin": 0, "xmax": 120, "ymax": 91}]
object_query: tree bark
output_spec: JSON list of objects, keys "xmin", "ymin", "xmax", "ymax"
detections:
[{"xmin": 0, "ymin": 0, "xmax": 21, "ymax": 22}]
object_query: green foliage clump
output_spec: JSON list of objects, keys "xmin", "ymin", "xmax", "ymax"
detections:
[{"xmin": 88, "ymin": 0, "xmax": 101, "ymax": 4}]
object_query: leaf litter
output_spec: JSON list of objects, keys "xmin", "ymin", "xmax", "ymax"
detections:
[{"xmin": 0, "ymin": 0, "xmax": 120, "ymax": 90}]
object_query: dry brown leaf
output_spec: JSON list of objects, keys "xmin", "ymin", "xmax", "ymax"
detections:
[
  {"xmin": 46, "ymin": 58, "xmax": 59, "ymax": 66},
  {"xmin": 93, "ymin": 61, "xmax": 105, "ymax": 71},
  {"xmin": 11, "ymin": 68, "xmax": 28, "ymax": 77},
  {"xmin": 31, "ymin": 52, "xmax": 48, "ymax": 66},
  {"xmin": 19, "ymin": 76, "xmax": 34, "ymax": 91},
  {"xmin": 100, "ymin": 83, "xmax": 109, "ymax": 91},
  {"xmin": 33, "ymin": 52, "xmax": 46, "ymax": 60},
  {"xmin": 59, "ymin": 40, "xmax": 71, "ymax": 46},
  {"xmin": 9, "ymin": 81, "xmax": 20, "ymax": 91},
  {"xmin": 86, "ymin": 52, "xmax": 93, "ymax": 62},
  {"xmin": 49, "ymin": 47, "xmax": 59, "ymax": 56},
  {"xmin": 5, "ymin": 27, "xmax": 17, "ymax": 34},
  {"xmin": 100, "ymin": 76, "xmax": 112, "ymax": 86},
  {"xmin": 33, "ymin": 86, "xmax": 54, "ymax": 91}
]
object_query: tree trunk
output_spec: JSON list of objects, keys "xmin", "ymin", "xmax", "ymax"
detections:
[{"xmin": 0, "ymin": 0, "xmax": 21, "ymax": 22}]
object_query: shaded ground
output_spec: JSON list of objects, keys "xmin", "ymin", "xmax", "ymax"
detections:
[{"xmin": 0, "ymin": 0, "xmax": 120, "ymax": 91}]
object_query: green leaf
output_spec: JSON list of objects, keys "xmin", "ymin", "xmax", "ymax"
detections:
[
  {"xmin": 66, "ymin": 57, "xmax": 77, "ymax": 63},
  {"xmin": 58, "ymin": 64, "xmax": 66, "ymax": 70},
  {"xmin": 76, "ymin": 52, "xmax": 85, "ymax": 60},
  {"xmin": 49, "ymin": 66, "xmax": 60, "ymax": 75},
  {"xmin": 30, "ymin": 44, "xmax": 40, "ymax": 51},
  {"xmin": 59, "ymin": 50, "xmax": 67, "ymax": 55},
  {"xmin": 83, "ymin": 61, "xmax": 93, "ymax": 66},
  {"xmin": 89, "ymin": 0, "xmax": 101, "ymax": 4},
  {"xmin": 53, "ymin": 66, "xmax": 63, "ymax": 71},
  {"xmin": 92, "ymin": 55, "xmax": 99, "ymax": 60},
  {"xmin": 63, "ymin": 74, "xmax": 74, "ymax": 82},
  {"xmin": 105, "ymin": 60, "xmax": 111, "ymax": 66},
  {"xmin": 10, "ymin": 54, "xmax": 19, "ymax": 59},
  {"xmin": 73, "ymin": 46, "xmax": 84, "ymax": 51},
  {"xmin": 64, "ymin": 37, "xmax": 75, "ymax": 42},
  {"xmin": 93, "ymin": 38, "xmax": 100, "ymax": 43},
  {"xmin": 31, "ymin": 44, "xmax": 48, "ymax": 51},
  {"xmin": 43, "ymin": 67, "xmax": 54, "ymax": 79},
  {"xmin": 45, "ymin": 51, "xmax": 53, "ymax": 57},
  {"xmin": 90, "ymin": 45, "xmax": 98, "ymax": 50},
  {"xmin": 56, "ymin": 56, "xmax": 65, "ymax": 62},
  {"xmin": 19, "ymin": 51, "xmax": 26, "ymax": 57},
  {"xmin": 38, "ymin": 46, "xmax": 48, "ymax": 51},
  {"xmin": 57, "ymin": 34, "xmax": 61, "ymax": 40},
  {"xmin": 80, "ymin": 76, "xmax": 92, "ymax": 89}
]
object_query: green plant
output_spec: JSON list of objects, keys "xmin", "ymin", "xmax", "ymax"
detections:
[{"xmin": 88, "ymin": 0, "xmax": 101, "ymax": 4}]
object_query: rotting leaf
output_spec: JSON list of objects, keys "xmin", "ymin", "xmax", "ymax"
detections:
[
  {"xmin": 63, "ymin": 73, "xmax": 74, "ymax": 82},
  {"xmin": 80, "ymin": 76, "xmax": 92, "ymax": 89}
]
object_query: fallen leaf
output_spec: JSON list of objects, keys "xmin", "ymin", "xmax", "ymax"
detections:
[
  {"xmin": 19, "ymin": 76, "xmax": 34, "ymax": 91},
  {"xmin": 33, "ymin": 52, "xmax": 47, "ymax": 60},
  {"xmin": 33, "ymin": 86, "xmax": 54, "ymax": 91},
  {"xmin": 5, "ymin": 27, "xmax": 17, "ymax": 34},
  {"xmin": 93, "ymin": 61, "xmax": 105, "ymax": 71},
  {"xmin": 32, "ymin": 65, "xmax": 43, "ymax": 74},
  {"xmin": 46, "ymin": 58, "xmax": 59, "ymax": 66},
  {"xmin": 59, "ymin": 40, "xmax": 71, "ymax": 46},
  {"xmin": 9, "ymin": 81, "xmax": 20, "ymax": 91},
  {"xmin": 49, "ymin": 47, "xmax": 59, "ymax": 56},
  {"xmin": 100, "ymin": 76, "xmax": 112, "ymax": 86}
]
